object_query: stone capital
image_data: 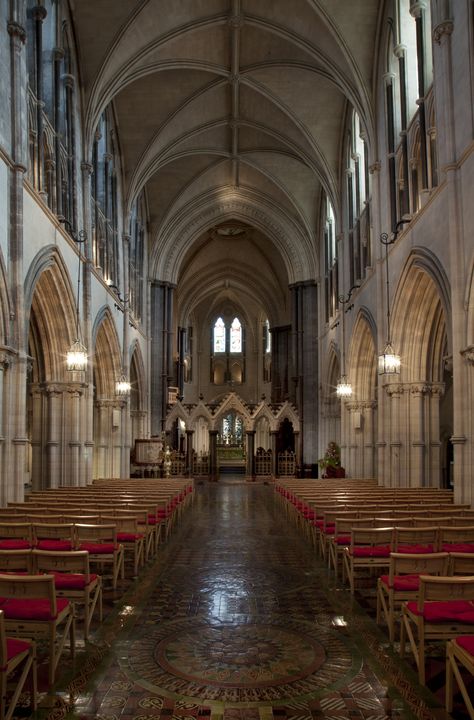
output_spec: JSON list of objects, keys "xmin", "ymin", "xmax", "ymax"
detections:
[
  {"xmin": 460, "ymin": 345, "xmax": 474, "ymax": 364},
  {"xmin": 81, "ymin": 161, "xmax": 94, "ymax": 177},
  {"xmin": 7, "ymin": 21, "xmax": 26, "ymax": 43},
  {"xmin": 393, "ymin": 43, "xmax": 406, "ymax": 59},
  {"xmin": 369, "ymin": 161, "xmax": 381, "ymax": 174},
  {"xmin": 32, "ymin": 5, "xmax": 48, "ymax": 21},
  {"xmin": 433, "ymin": 20, "xmax": 454, "ymax": 45},
  {"xmin": 385, "ymin": 383, "xmax": 405, "ymax": 397}
]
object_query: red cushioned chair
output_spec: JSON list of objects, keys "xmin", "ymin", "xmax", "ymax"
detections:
[
  {"xmin": 400, "ymin": 574, "xmax": 474, "ymax": 684},
  {"xmin": 101, "ymin": 515, "xmax": 144, "ymax": 577},
  {"xmin": 0, "ymin": 523, "xmax": 32, "ymax": 551},
  {"xmin": 449, "ymin": 552, "xmax": 474, "ymax": 576},
  {"xmin": 33, "ymin": 549, "xmax": 102, "ymax": 641},
  {"xmin": 393, "ymin": 526, "xmax": 439, "ymax": 554},
  {"xmin": 343, "ymin": 527, "xmax": 394, "ymax": 595},
  {"xmin": 0, "ymin": 609, "xmax": 36, "ymax": 720},
  {"xmin": 0, "ymin": 573, "xmax": 75, "ymax": 687},
  {"xmin": 75, "ymin": 524, "xmax": 124, "ymax": 590},
  {"xmin": 446, "ymin": 636, "xmax": 474, "ymax": 719},
  {"xmin": 31, "ymin": 522, "xmax": 76, "ymax": 552},
  {"xmin": 328, "ymin": 517, "xmax": 371, "ymax": 578},
  {"xmin": 439, "ymin": 525, "xmax": 474, "ymax": 554},
  {"xmin": 0, "ymin": 549, "xmax": 33, "ymax": 574},
  {"xmin": 376, "ymin": 552, "xmax": 449, "ymax": 643}
]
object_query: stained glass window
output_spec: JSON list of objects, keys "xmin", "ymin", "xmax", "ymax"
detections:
[
  {"xmin": 213, "ymin": 317, "xmax": 226, "ymax": 353},
  {"xmin": 230, "ymin": 317, "xmax": 242, "ymax": 352}
]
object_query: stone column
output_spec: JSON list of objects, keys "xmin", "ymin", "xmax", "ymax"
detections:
[
  {"xmin": 150, "ymin": 282, "xmax": 175, "ymax": 436},
  {"xmin": 428, "ymin": 383, "xmax": 444, "ymax": 488},
  {"xmin": 410, "ymin": 384, "xmax": 427, "ymax": 487},
  {"xmin": 246, "ymin": 430, "xmax": 255, "ymax": 481},
  {"xmin": 386, "ymin": 384, "xmax": 404, "ymax": 488},
  {"xmin": 44, "ymin": 383, "xmax": 63, "ymax": 488},
  {"xmin": 209, "ymin": 430, "xmax": 218, "ymax": 482},
  {"xmin": 81, "ymin": 161, "xmax": 94, "ymax": 485},
  {"xmin": 67, "ymin": 384, "xmax": 84, "ymax": 487},
  {"xmin": 186, "ymin": 429, "xmax": 194, "ymax": 476},
  {"xmin": 120, "ymin": 233, "xmax": 131, "ymax": 478},
  {"xmin": 270, "ymin": 430, "xmax": 278, "ymax": 478},
  {"xmin": 362, "ymin": 400, "xmax": 377, "ymax": 479},
  {"xmin": 433, "ymin": 18, "xmax": 469, "ymax": 503},
  {"xmin": 7, "ymin": 12, "xmax": 28, "ymax": 501}
]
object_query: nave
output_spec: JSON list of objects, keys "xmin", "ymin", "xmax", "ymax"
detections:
[{"xmin": 25, "ymin": 481, "xmax": 469, "ymax": 720}]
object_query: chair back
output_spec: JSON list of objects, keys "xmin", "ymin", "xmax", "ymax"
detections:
[
  {"xmin": 33, "ymin": 549, "xmax": 91, "ymax": 581},
  {"xmin": 388, "ymin": 551, "xmax": 449, "ymax": 585},
  {"xmin": 0, "ymin": 548, "xmax": 33, "ymax": 573},
  {"xmin": 0, "ymin": 573, "xmax": 57, "ymax": 616},
  {"xmin": 418, "ymin": 574, "xmax": 474, "ymax": 610}
]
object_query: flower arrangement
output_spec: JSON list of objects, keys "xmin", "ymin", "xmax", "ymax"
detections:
[{"xmin": 318, "ymin": 442, "xmax": 345, "ymax": 478}]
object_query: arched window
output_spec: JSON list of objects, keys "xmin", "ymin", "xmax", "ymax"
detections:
[
  {"xmin": 324, "ymin": 196, "xmax": 338, "ymax": 322},
  {"xmin": 129, "ymin": 191, "xmax": 146, "ymax": 322},
  {"xmin": 346, "ymin": 110, "xmax": 371, "ymax": 287},
  {"xmin": 213, "ymin": 318, "xmax": 226, "ymax": 353},
  {"xmin": 385, "ymin": 0, "xmax": 435, "ymax": 228},
  {"xmin": 230, "ymin": 317, "xmax": 242, "ymax": 353},
  {"xmin": 92, "ymin": 109, "xmax": 119, "ymax": 287},
  {"xmin": 211, "ymin": 316, "xmax": 245, "ymax": 384}
]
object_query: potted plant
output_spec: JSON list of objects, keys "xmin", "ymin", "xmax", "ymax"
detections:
[{"xmin": 318, "ymin": 442, "xmax": 345, "ymax": 478}]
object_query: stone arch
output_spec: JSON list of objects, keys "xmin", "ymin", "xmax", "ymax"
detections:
[
  {"xmin": 25, "ymin": 246, "xmax": 77, "ymax": 381},
  {"xmin": 347, "ymin": 309, "xmax": 377, "ymax": 401},
  {"xmin": 26, "ymin": 248, "xmax": 88, "ymax": 489},
  {"xmin": 92, "ymin": 308, "xmax": 123, "ymax": 479},
  {"xmin": 345, "ymin": 309, "xmax": 378, "ymax": 478},
  {"xmin": 392, "ymin": 249, "xmax": 451, "ymax": 383},
  {"xmin": 0, "ymin": 249, "xmax": 11, "ymax": 346},
  {"xmin": 385, "ymin": 250, "xmax": 451, "ymax": 487},
  {"xmin": 130, "ymin": 340, "xmax": 147, "ymax": 443},
  {"xmin": 93, "ymin": 307, "xmax": 122, "ymax": 398}
]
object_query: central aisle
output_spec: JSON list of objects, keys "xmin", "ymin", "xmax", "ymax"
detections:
[{"xmin": 67, "ymin": 483, "xmax": 449, "ymax": 720}]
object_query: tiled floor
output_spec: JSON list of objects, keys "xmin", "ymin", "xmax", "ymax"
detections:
[{"xmin": 17, "ymin": 481, "xmax": 472, "ymax": 720}]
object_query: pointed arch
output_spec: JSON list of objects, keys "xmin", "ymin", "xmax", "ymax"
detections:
[
  {"xmin": 93, "ymin": 307, "xmax": 122, "ymax": 397},
  {"xmin": 391, "ymin": 249, "xmax": 451, "ymax": 382},
  {"xmin": 26, "ymin": 246, "xmax": 77, "ymax": 381},
  {"xmin": 347, "ymin": 308, "xmax": 377, "ymax": 400}
]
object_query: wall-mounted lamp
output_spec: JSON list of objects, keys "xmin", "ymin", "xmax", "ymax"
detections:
[
  {"xmin": 378, "ymin": 219, "xmax": 410, "ymax": 375},
  {"xmin": 109, "ymin": 284, "xmax": 129, "ymax": 312},
  {"xmin": 60, "ymin": 218, "xmax": 88, "ymax": 372},
  {"xmin": 336, "ymin": 282, "xmax": 360, "ymax": 397},
  {"xmin": 116, "ymin": 373, "xmax": 131, "ymax": 397}
]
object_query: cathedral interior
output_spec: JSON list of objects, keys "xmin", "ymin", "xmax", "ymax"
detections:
[{"xmin": 0, "ymin": 0, "xmax": 474, "ymax": 718}]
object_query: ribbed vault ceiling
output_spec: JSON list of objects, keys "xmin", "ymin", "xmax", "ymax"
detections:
[{"xmin": 70, "ymin": 0, "xmax": 381, "ymax": 323}]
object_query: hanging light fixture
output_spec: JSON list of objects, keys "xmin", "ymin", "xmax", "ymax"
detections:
[
  {"xmin": 378, "ymin": 220, "xmax": 409, "ymax": 375},
  {"xmin": 60, "ymin": 219, "xmax": 88, "ymax": 372},
  {"xmin": 116, "ymin": 373, "xmax": 131, "ymax": 397},
  {"xmin": 336, "ymin": 284, "xmax": 359, "ymax": 398}
]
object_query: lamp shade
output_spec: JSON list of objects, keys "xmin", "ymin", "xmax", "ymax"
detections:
[
  {"xmin": 66, "ymin": 339, "xmax": 88, "ymax": 371},
  {"xmin": 116, "ymin": 374, "xmax": 131, "ymax": 396},
  {"xmin": 378, "ymin": 343, "xmax": 401, "ymax": 374},
  {"xmin": 336, "ymin": 376, "xmax": 353, "ymax": 397}
]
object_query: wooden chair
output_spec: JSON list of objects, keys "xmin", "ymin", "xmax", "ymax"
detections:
[
  {"xmin": 392, "ymin": 526, "xmax": 439, "ymax": 554},
  {"xmin": 0, "ymin": 523, "xmax": 32, "ymax": 550},
  {"xmin": 446, "ymin": 636, "xmax": 474, "ymax": 719},
  {"xmin": 449, "ymin": 552, "xmax": 474, "ymax": 576},
  {"xmin": 0, "ymin": 573, "xmax": 75, "ymax": 687},
  {"xmin": 0, "ymin": 609, "xmax": 37, "ymax": 720},
  {"xmin": 0, "ymin": 549, "xmax": 33, "ymax": 574},
  {"xmin": 439, "ymin": 526, "xmax": 474, "ymax": 554},
  {"xmin": 400, "ymin": 575, "xmax": 474, "ymax": 684},
  {"xmin": 101, "ymin": 515, "xmax": 144, "ymax": 577},
  {"xmin": 376, "ymin": 552, "xmax": 449, "ymax": 643},
  {"xmin": 75, "ymin": 524, "xmax": 124, "ymax": 590},
  {"xmin": 31, "ymin": 522, "xmax": 76, "ymax": 551},
  {"xmin": 328, "ymin": 517, "xmax": 371, "ymax": 577},
  {"xmin": 33, "ymin": 549, "xmax": 102, "ymax": 641},
  {"xmin": 343, "ymin": 527, "xmax": 394, "ymax": 594}
]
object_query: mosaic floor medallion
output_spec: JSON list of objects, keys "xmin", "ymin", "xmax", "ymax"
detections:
[{"xmin": 124, "ymin": 615, "xmax": 357, "ymax": 704}]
